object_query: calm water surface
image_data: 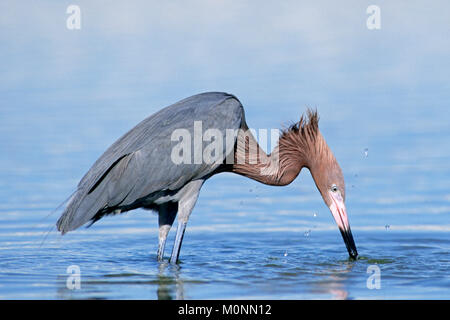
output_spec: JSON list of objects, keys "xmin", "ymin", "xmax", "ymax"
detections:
[{"xmin": 0, "ymin": 224, "xmax": 448, "ymax": 299}]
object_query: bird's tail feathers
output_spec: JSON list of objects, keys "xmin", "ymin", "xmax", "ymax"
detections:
[{"xmin": 56, "ymin": 187, "xmax": 105, "ymax": 234}]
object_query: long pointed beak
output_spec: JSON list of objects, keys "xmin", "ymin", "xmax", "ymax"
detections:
[{"xmin": 329, "ymin": 194, "xmax": 358, "ymax": 259}]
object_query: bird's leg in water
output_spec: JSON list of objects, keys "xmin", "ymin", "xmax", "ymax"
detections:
[
  {"xmin": 157, "ymin": 202, "xmax": 177, "ymax": 261},
  {"xmin": 169, "ymin": 180, "xmax": 204, "ymax": 264},
  {"xmin": 170, "ymin": 220, "xmax": 187, "ymax": 264}
]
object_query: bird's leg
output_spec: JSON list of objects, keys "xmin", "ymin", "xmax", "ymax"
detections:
[
  {"xmin": 169, "ymin": 180, "xmax": 204, "ymax": 264},
  {"xmin": 157, "ymin": 202, "xmax": 177, "ymax": 262},
  {"xmin": 169, "ymin": 220, "xmax": 187, "ymax": 264},
  {"xmin": 157, "ymin": 226, "xmax": 171, "ymax": 262}
]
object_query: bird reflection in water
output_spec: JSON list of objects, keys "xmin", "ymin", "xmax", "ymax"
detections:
[
  {"xmin": 309, "ymin": 261, "xmax": 355, "ymax": 300},
  {"xmin": 156, "ymin": 262, "xmax": 184, "ymax": 300}
]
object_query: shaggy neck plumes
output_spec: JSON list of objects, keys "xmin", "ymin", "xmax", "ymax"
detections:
[{"xmin": 230, "ymin": 110, "xmax": 332, "ymax": 186}]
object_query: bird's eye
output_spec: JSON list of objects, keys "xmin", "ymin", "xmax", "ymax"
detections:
[{"xmin": 331, "ymin": 185, "xmax": 338, "ymax": 192}]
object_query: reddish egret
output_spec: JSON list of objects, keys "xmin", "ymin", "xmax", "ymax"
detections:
[{"xmin": 57, "ymin": 92, "xmax": 358, "ymax": 263}]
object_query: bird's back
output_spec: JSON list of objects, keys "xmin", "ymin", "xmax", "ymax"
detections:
[{"xmin": 57, "ymin": 92, "xmax": 245, "ymax": 233}]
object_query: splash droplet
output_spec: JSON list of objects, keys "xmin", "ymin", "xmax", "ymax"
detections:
[
  {"xmin": 284, "ymin": 251, "xmax": 288, "ymax": 257},
  {"xmin": 313, "ymin": 212, "xmax": 317, "ymax": 218},
  {"xmin": 364, "ymin": 148, "xmax": 369, "ymax": 158},
  {"xmin": 304, "ymin": 230, "xmax": 311, "ymax": 237},
  {"xmin": 385, "ymin": 224, "xmax": 390, "ymax": 230}
]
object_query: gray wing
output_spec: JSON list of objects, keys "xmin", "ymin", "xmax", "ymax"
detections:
[{"xmin": 57, "ymin": 92, "xmax": 244, "ymax": 233}]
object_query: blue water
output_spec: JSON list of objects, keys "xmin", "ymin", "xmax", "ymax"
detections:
[{"xmin": 1, "ymin": 1, "xmax": 450, "ymax": 299}]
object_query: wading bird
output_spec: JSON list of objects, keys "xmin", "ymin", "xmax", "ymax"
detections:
[{"xmin": 57, "ymin": 92, "xmax": 358, "ymax": 263}]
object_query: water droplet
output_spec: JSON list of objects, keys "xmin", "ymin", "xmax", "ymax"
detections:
[
  {"xmin": 284, "ymin": 251, "xmax": 288, "ymax": 257},
  {"xmin": 304, "ymin": 230, "xmax": 311, "ymax": 237},
  {"xmin": 364, "ymin": 148, "xmax": 369, "ymax": 158},
  {"xmin": 313, "ymin": 212, "xmax": 317, "ymax": 218},
  {"xmin": 385, "ymin": 224, "xmax": 390, "ymax": 230}
]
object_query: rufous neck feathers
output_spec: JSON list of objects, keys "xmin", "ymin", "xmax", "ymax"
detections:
[{"xmin": 230, "ymin": 110, "xmax": 334, "ymax": 186}]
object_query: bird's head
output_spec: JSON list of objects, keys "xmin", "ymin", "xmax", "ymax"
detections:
[
  {"xmin": 309, "ymin": 150, "xmax": 358, "ymax": 260},
  {"xmin": 285, "ymin": 110, "xmax": 358, "ymax": 259}
]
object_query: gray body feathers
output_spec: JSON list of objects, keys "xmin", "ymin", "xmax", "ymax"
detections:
[{"xmin": 57, "ymin": 92, "xmax": 244, "ymax": 234}]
